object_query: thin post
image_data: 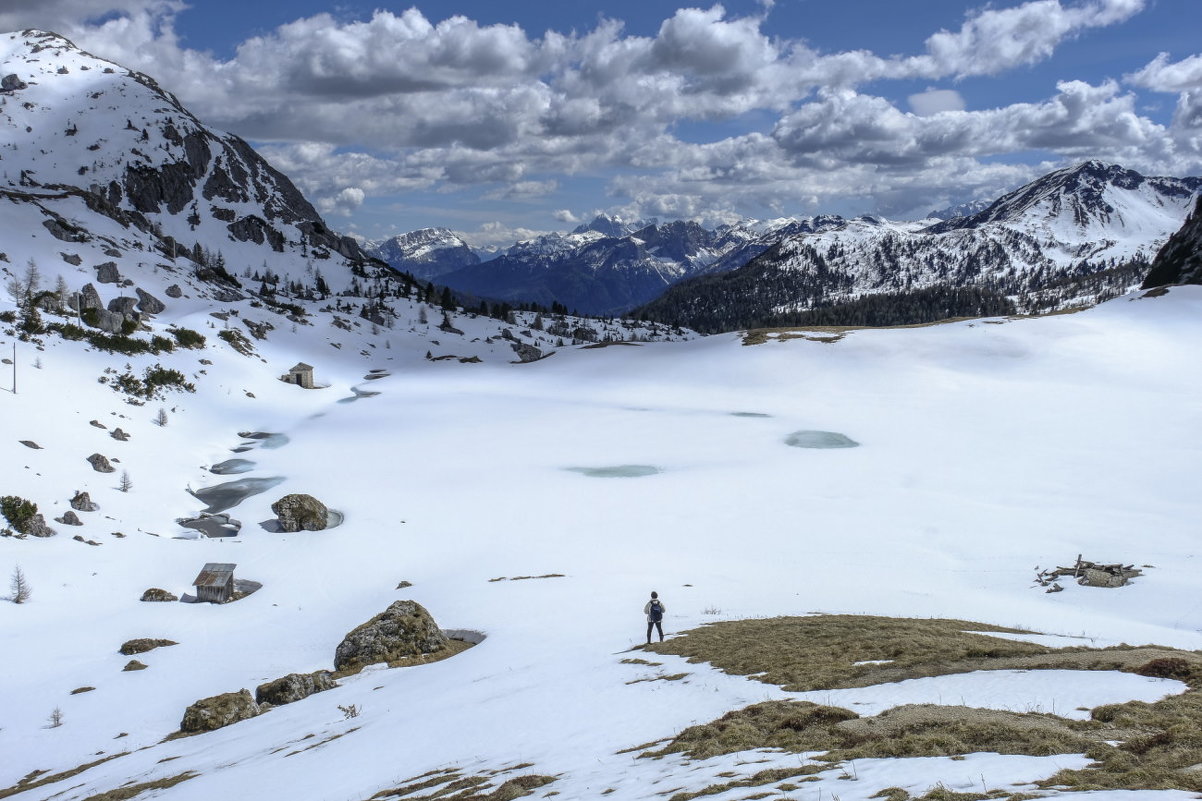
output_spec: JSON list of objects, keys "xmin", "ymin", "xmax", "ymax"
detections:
[{"xmin": 11, "ymin": 341, "xmax": 15, "ymax": 394}]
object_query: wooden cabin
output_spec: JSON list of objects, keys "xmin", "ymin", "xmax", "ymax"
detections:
[
  {"xmin": 192, "ymin": 562, "xmax": 236, "ymax": 603},
  {"xmin": 282, "ymin": 362, "xmax": 315, "ymax": 389}
]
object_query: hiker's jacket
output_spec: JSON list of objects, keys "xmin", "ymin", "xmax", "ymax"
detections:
[{"xmin": 644, "ymin": 600, "xmax": 667, "ymax": 622}]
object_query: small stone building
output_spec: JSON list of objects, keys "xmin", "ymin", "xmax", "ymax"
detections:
[
  {"xmin": 193, "ymin": 563, "xmax": 236, "ymax": 604},
  {"xmin": 281, "ymin": 362, "xmax": 315, "ymax": 389}
]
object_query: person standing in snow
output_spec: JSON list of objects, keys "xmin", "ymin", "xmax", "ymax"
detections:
[{"xmin": 644, "ymin": 591, "xmax": 666, "ymax": 644}]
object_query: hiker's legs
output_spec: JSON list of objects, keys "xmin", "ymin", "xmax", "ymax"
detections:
[
  {"xmin": 646, "ymin": 622, "xmax": 654, "ymax": 644},
  {"xmin": 654, "ymin": 621, "xmax": 664, "ymax": 642}
]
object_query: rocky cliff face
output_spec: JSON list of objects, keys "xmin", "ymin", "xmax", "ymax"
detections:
[
  {"xmin": 1142, "ymin": 196, "xmax": 1202, "ymax": 288},
  {"xmin": 367, "ymin": 228, "xmax": 480, "ymax": 280},
  {"xmin": 0, "ymin": 30, "xmax": 369, "ymax": 276}
]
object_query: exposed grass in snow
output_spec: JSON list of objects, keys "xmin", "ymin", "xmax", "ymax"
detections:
[
  {"xmin": 0, "ymin": 753, "xmax": 127, "ymax": 799},
  {"xmin": 77, "ymin": 770, "xmax": 197, "ymax": 801},
  {"xmin": 368, "ymin": 768, "xmax": 556, "ymax": 800}
]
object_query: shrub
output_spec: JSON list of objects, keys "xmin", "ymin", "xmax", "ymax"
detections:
[
  {"xmin": 1, "ymin": 495, "xmax": 38, "ymax": 533},
  {"xmin": 171, "ymin": 327, "xmax": 206, "ymax": 348},
  {"xmin": 1134, "ymin": 657, "xmax": 1194, "ymax": 681}
]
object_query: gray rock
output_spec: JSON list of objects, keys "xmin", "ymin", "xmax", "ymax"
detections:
[
  {"xmin": 510, "ymin": 343, "xmax": 543, "ymax": 363},
  {"xmin": 135, "ymin": 287, "xmax": 166, "ymax": 314},
  {"xmin": 180, "ymin": 689, "xmax": 261, "ymax": 733},
  {"xmin": 333, "ymin": 600, "xmax": 448, "ymax": 672},
  {"xmin": 61, "ymin": 252, "xmax": 82, "ymax": 266},
  {"xmin": 87, "ymin": 453, "xmax": 116, "ymax": 473},
  {"xmin": 141, "ymin": 587, "xmax": 178, "ymax": 602},
  {"xmin": 70, "ymin": 491, "xmax": 99, "ymax": 512},
  {"xmin": 79, "ymin": 283, "xmax": 103, "ymax": 311},
  {"xmin": 271, "ymin": 494, "xmax": 329, "ymax": 532},
  {"xmin": 107, "ymin": 296, "xmax": 138, "ymax": 316},
  {"xmin": 255, "ymin": 671, "xmax": 336, "ymax": 706},
  {"xmin": 123, "ymin": 659, "xmax": 148, "ymax": 671},
  {"xmin": 55, "ymin": 510, "xmax": 83, "ymax": 526},
  {"xmin": 19, "ymin": 440, "xmax": 42, "ymax": 449},
  {"xmin": 92, "ymin": 308, "xmax": 127, "ymax": 334},
  {"xmin": 96, "ymin": 262, "xmax": 120, "ymax": 283},
  {"xmin": 89, "ymin": 419, "xmax": 107, "ymax": 429},
  {"xmin": 120, "ymin": 638, "xmax": 177, "ymax": 655},
  {"xmin": 111, "ymin": 428, "xmax": 130, "ymax": 441},
  {"xmin": 1, "ymin": 73, "xmax": 27, "ymax": 92},
  {"xmin": 165, "ymin": 284, "xmax": 183, "ymax": 298},
  {"xmin": 1079, "ymin": 568, "xmax": 1129, "ymax": 588},
  {"xmin": 24, "ymin": 514, "xmax": 56, "ymax": 538}
]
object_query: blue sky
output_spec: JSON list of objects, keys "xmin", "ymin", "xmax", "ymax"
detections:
[{"xmin": 3, "ymin": 0, "xmax": 1200, "ymax": 244}]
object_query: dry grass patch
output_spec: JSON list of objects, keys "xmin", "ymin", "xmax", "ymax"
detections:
[
  {"xmin": 370, "ymin": 768, "xmax": 555, "ymax": 801},
  {"xmin": 0, "ymin": 754, "xmax": 127, "ymax": 799},
  {"xmin": 78, "ymin": 771, "xmax": 197, "ymax": 801}
]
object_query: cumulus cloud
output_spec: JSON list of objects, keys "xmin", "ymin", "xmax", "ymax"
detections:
[
  {"xmin": 552, "ymin": 209, "xmax": 581, "ymax": 224},
  {"xmin": 3, "ymin": 0, "xmax": 1194, "ymax": 226}
]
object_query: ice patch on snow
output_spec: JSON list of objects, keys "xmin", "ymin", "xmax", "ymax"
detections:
[
  {"xmin": 565, "ymin": 465, "xmax": 661, "ymax": 478},
  {"xmin": 190, "ymin": 476, "xmax": 286, "ymax": 514},
  {"xmin": 209, "ymin": 458, "xmax": 256, "ymax": 475},
  {"xmin": 730, "ymin": 411, "xmax": 772, "ymax": 417},
  {"xmin": 785, "ymin": 430, "xmax": 860, "ymax": 448}
]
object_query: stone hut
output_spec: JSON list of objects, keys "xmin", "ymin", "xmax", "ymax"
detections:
[
  {"xmin": 192, "ymin": 562, "xmax": 236, "ymax": 603},
  {"xmin": 281, "ymin": 362, "xmax": 315, "ymax": 389}
]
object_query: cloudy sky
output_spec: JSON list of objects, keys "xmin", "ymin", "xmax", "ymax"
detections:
[{"xmin": 3, "ymin": 0, "xmax": 1200, "ymax": 244}]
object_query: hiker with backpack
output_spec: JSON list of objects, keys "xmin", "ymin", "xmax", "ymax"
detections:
[{"xmin": 644, "ymin": 591, "xmax": 666, "ymax": 644}]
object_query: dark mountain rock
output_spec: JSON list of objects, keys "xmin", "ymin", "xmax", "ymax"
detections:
[
  {"xmin": 70, "ymin": 491, "xmax": 99, "ymax": 511},
  {"xmin": 95, "ymin": 262, "xmax": 120, "ymax": 283},
  {"xmin": 135, "ymin": 287, "xmax": 166, "ymax": 314},
  {"xmin": 87, "ymin": 453, "xmax": 116, "ymax": 473},
  {"xmin": 1143, "ymin": 196, "xmax": 1202, "ymax": 288}
]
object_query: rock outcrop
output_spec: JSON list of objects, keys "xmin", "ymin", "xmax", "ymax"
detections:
[
  {"xmin": 95, "ymin": 262, "xmax": 120, "ymax": 283},
  {"xmin": 140, "ymin": 587, "xmax": 178, "ymax": 602},
  {"xmin": 165, "ymin": 284, "xmax": 183, "ymax": 298},
  {"xmin": 254, "ymin": 670, "xmax": 336, "ymax": 706},
  {"xmin": 135, "ymin": 287, "xmax": 166, "ymax": 314},
  {"xmin": 54, "ymin": 510, "xmax": 83, "ymax": 526},
  {"xmin": 334, "ymin": 600, "xmax": 448, "ymax": 672},
  {"xmin": 87, "ymin": 453, "xmax": 116, "ymax": 473},
  {"xmin": 1142, "ymin": 195, "xmax": 1202, "ymax": 288},
  {"xmin": 120, "ymin": 638, "xmax": 177, "ymax": 655},
  {"xmin": 107, "ymin": 296, "xmax": 138, "ymax": 316},
  {"xmin": 180, "ymin": 689, "xmax": 261, "ymax": 733},
  {"xmin": 271, "ymin": 493, "xmax": 329, "ymax": 532},
  {"xmin": 24, "ymin": 514, "xmax": 56, "ymax": 538}
]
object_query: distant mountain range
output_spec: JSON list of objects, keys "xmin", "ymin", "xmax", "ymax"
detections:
[{"xmin": 368, "ymin": 162, "xmax": 1199, "ymax": 329}]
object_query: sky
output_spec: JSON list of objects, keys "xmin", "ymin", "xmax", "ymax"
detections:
[{"xmin": 1, "ymin": 0, "xmax": 1200, "ymax": 246}]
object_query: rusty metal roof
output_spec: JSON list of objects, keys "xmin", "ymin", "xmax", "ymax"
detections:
[{"xmin": 193, "ymin": 562, "xmax": 236, "ymax": 587}]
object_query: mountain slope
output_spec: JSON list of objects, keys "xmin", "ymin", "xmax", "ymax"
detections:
[
  {"xmin": 366, "ymin": 228, "xmax": 480, "ymax": 281},
  {"xmin": 637, "ymin": 162, "xmax": 1200, "ymax": 331},
  {"xmin": 1142, "ymin": 196, "xmax": 1202, "ymax": 288}
]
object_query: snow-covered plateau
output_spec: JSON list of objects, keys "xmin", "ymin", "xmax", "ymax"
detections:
[{"xmin": 2, "ymin": 281, "xmax": 1202, "ymax": 801}]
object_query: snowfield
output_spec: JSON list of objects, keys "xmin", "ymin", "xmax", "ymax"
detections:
[{"xmin": 2, "ymin": 286, "xmax": 1202, "ymax": 800}]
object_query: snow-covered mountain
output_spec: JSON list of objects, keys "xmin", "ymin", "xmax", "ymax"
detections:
[
  {"xmin": 436, "ymin": 217, "xmax": 806, "ymax": 316},
  {"xmin": 1143, "ymin": 195, "xmax": 1202, "ymax": 288},
  {"xmin": 365, "ymin": 227, "xmax": 481, "ymax": 281},
  {"xmin": 637, "ymin": 162, "xmax": 1202, "ymax": 331}
]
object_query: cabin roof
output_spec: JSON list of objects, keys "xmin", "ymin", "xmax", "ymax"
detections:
[
  {"xmin": 289, "ymin": 362, "xmax": 314, "ymax": 372},
  {"xmin": 193, "ymin": 562, "xmax": 236, "ymax": 588}
]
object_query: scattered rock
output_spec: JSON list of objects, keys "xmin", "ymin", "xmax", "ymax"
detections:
[
  {"xmin": 1, "ymin": 73, "xmax": 28, "ymax": 92},
  {"xmin": 334, "ymin": 600, "xmax": 449, "ymax": 672},
  {"xmin": 89, "ymin": 419, "xmax": 107, "ymax": 429},
  {"xmin": 165, "ymin": 283, "xmax": 183, "ymax": 298},
  {"xmin": 122, "ymin": 659, "xmax": 148, "ymax": 671},
  {"xmin": 95, "ymin": 262, "xmax": 120, "ymax": 284},
  {"xmin": 73, "ymin": 535, "xmax": 101, "ymax": 546},
  {"xmin": 19, "ymin": 440, "xmax": 41, "ymax": 449},
  {"xmin": 396, "ymin": 581, "xmax": 413, "ymax": 589},
  {"xmin": 70, "ymin": 491, "xmax": 99, "ymax": 511},
  {"xmin": 111, "ymin": 428, "xmax": 130, "ymax": 441},
  {"xmin": 87, "ymin": 453, "xmax": 116, "ymax": 473},
  {"xmin": 120, "ymin": 638, "xmax": 178, "ymax": 656},
  {"xmin": 70, "ymin": 686, "xmax": 95, "ymax": 695},
  {"xmin": 510, "ymin": 342, "xmax": 543, "ymax": 363},
  {"xmin": 107, "ymin": 296, "xmax": 138, "ymax": 316},
  {"xmin": 140, "ymin": 587, "xmax": 178, "ymax": 602},
  {"xmin": 61, "ymin": 252, "xmax": 82, "ymax": 266},
  {"xmin": 254, "ymin": 670, "xmax": 336, "ymax": 706},
  {"xmin": 55, "ymin": 510, "xmax": 83, "ymax": 526},
  {"xmin": 180, "ymin": 689, "xmax": 261, "ymax": 733},
  {"xmin": 271, "ymin": 493, "xmax": 329, "ymax": 532},
  {"xmin": 1080, "ymin": 568, "xmax": 1129, "ymax": 588},
  {"xmin": 135, "ymin": 287, "xmax": 166, "ymax": 314}
]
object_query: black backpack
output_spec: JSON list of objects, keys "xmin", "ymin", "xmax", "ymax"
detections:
[{"xmin": 649, "ymin": 600, "xmax": 663, "ymax": 622}]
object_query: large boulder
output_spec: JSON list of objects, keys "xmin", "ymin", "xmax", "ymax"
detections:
[
  {"xmin": 70, "ymin": 491, "xmax": 99, "ymax": 511},
  {"xmin": 1, "ymin": 73, "xmax": 27, "ymax": 92},
  {"xmin": 54, "ymin": 510, "xmax": 83, "ymax": 526},
  {"xmin": 24, "ymin": 513, "xmax": 56, "ymax": 538},
  {"xmin": 135, "ymin": 287, "xmax": 166, "ymax": 314},
  {"xmin": 107, "ymin": 296, "xmax": 138, "ymax": 316},
  {"xmin": 255, "ymin": 670, "xmax": 336, "ymax": 706},
  {"xmin": 180, "ymin": 689, "xmax": 261, "ymax": 733},
  {"xmin": 140, "ymin": 587, "xmax": 178, "ymax": 602},
  {"xmin": 87, "ymin": 453, "xmax": 116, "ymax": 473},
  {"xmin": 78, "ymin": 283, "xmax": 103, "ymax": 311},
  {"xmin": 271, "ymin": 493, "xmax": 329, "ymax": 532},
  {"xmin": 334, "ymin": 600, "xmax": 448, "ymax": 672},
  {"xmin": 165, "ymin": 283, "xmax": 183, "ymax": 298},
  {"xmin": 95, "ymin": 262, "xmax": 120, "ymax": 284}
]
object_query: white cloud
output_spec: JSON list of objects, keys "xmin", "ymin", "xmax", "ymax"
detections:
[
  {"xmin": 908, "ymin": 89, "xmax": 966, "ymax": 116},
  {"xmin": 1127, "ymin": 52, "xmax": 1202, "ymax": 93},
  {"xmin": 552, "ymin": 209, "xmax": 580, "ymax": 224}
]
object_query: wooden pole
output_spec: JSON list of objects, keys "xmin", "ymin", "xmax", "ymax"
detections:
[{"xmin": 12, "ymin": 341, "xmax": 16, "ymax": 395}]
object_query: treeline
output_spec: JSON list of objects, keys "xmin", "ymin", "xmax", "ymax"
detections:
[{"xmin": 775, "ymin": 286, "xmax": 1016, "ymax": 328}]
